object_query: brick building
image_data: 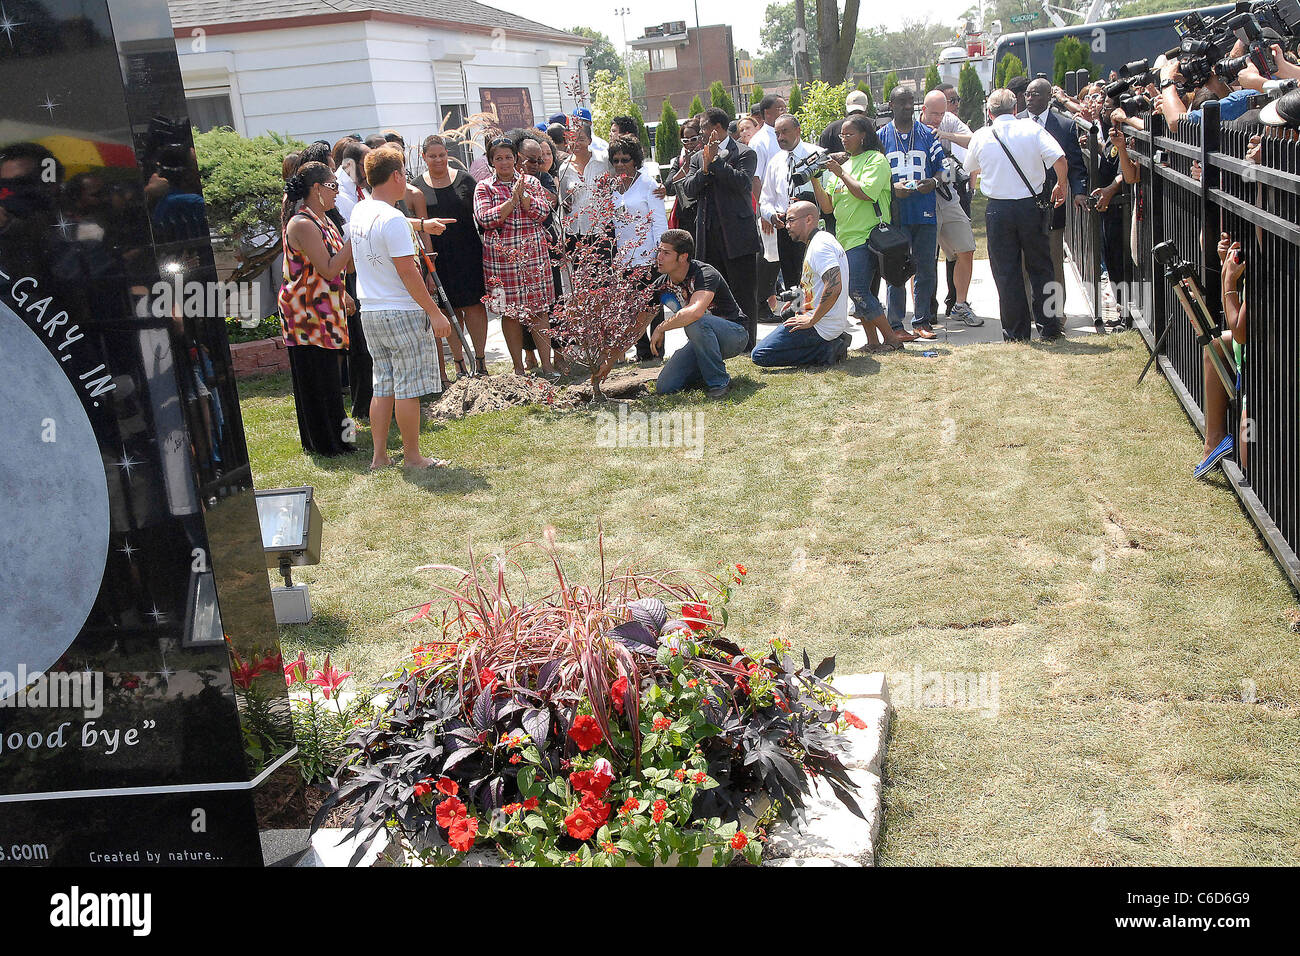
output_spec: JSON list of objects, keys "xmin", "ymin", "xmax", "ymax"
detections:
[{"xmin": 631, "ymin": 21, "xmax": 738, "ymax": 117}]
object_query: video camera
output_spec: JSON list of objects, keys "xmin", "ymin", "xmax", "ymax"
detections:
[
  {"xmin": 1171, "ymin": 1, "xmax": 1300, "ymax": 89},
  {"xmin": 789, "ymin": 150, "xmax": 842, "ymax": 187}
]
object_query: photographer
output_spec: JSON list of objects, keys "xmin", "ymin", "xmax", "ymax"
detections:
[
  {"xmin": 1088, "ymin": 116, "xmax": 1141, "ymax": 324},
  {"xmin": 750, "ymin": 201, "xmax": 853, "ymax": 368}
]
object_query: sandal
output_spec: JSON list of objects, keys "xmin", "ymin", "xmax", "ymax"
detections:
[
  {"xmin": 455, "ymin": 358, "xmax": 469, "ymax": 379},
  {"xmin": 475, "ymin": 355, "xmax": 488, "ymax": 377}
]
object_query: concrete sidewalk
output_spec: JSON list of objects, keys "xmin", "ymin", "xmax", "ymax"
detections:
[{"xmin": 464, "ymin": 254, "xmax": 1103, "ymax": 372}]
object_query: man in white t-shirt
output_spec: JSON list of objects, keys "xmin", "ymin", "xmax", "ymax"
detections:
[
  {"xmin": 348, "ymin": 145, "xmax": 453, "ymax": 470},
  {"xmin": 750, "ymin": 200, "xmax": 851, "ymax": 368}
]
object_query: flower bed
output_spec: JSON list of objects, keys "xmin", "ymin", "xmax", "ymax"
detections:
[{"xmin": 313, "ymin": 542, "xmax": 870, "ymax": 867}]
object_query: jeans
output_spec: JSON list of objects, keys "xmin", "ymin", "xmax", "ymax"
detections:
[
  {"xmin": 751, "ymin": 323, "xmax": 845, "ymax": 368},
  {"xmin": 886, "ymin": 222, "xmax": 938, "ymax": 329},
  {"xmin": 845, "ymin": 242, "xmax": 883, "ymax": 321},
  {"xmin": 987, "ymin": 198, "xmax": 1056, "ymax": 341},
  {"xmin": 656, "ymin": 313, "xmax": 750, "ymax": 394}
]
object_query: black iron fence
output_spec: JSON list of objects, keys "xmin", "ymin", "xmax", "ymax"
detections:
[{"xmin": 1063, "ymin": 102, "xmax": 1300, "ymax": 594}]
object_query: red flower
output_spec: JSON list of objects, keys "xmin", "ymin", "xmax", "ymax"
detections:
[
  {"xmin": 580, "ymin": 792, "xmax": 611, "ymax": 827},
  {"xmin": 692, "ymin": 771, "xmax": 707, "ymax": 784},
  {"xmin": 569, "ymin": 764, "xmax": 614, "ymax": 798},
  {"xmin": 652, "ymin": 799, "xmax": 667, "ymax": 823},
  {"xmin": 504, "ymin": 802, "xmax": 522, "ymax": 815},
  {"xmin": 509, "ymin": 753, "xmax": 521, "ymax": 764},
  {"xmin": 567, "ymin": 715, "xmax": 603, "ymax": 751},
  {"xmin": 653, "ymin": 716, "xmax": 670, "ymax": 731},
  {"xmin": 448, "ymin": 816, "xmax": 478, "ymax": 853},
  {"xmin": 229, "ymin": 653, "xmax": 259, "ymax": 691},
  {"xmin": 731, "ymin": 831, "xmax": 748, "ymax": 851},
  {"xmin": 565, "ymin": 807, "xmax": 598, "ymax": 841},
  {"xmin": 736, "ymin": 564, "xmax": 747, "ymax": 576},
  {"xmin": 305, "ymin": 654, "xmax": 351, "ymax": 700},
  {"xmin": 436, "ymin": 796, "xmax": 467, "ymax": 828},
  {"xmin": 619, "ymin": 797, "xmax": 640, "ymax": 816},
  {"xmin": 567, "ymin": 853, "xmax": 579, "ymax": 864},
  {"xmin": 407, "ymin": 602, "xmax": 432, "ymax": 623},
  {"xmin": 121, "ymin": 675, "xmax": 140, "ymax": 690},
  {"xmin": 413, "ymin": 780, "xmax": 433, "ymax": 799},
  {"xmin": 687, "ymin": 679, "xmax": 698, "ymax": 688},
  {"xmin": 435, "ymin": 777, "xmax": 459, "ymax": 797},
  {"xmin": 284, "ymin": 651, "xmax": 308, "ymax": 685},
  {"xmin": 844, "ymin": 711, "xmax": 868, "ymax": 730},
  {"xmin": 601, "ymin": 841, "xmax": 619, "ymax": 855},
  {"xmin": 523, "ymin": 797, "xmax": 539, "ymax": 811},
  {"xmin": 673, "ymin": 768, "xmax": 687, "ymax": 781},
  {"xmin": 478, "ymin": 667, "xmax": 497, "ymax": 691},
  {"xmin": 681, "ymin": 602, "xmax": 712, "ymax": 632},
  {"xmin": 610, "ymin": 675, "xmax": 629, "ymax": 715}
]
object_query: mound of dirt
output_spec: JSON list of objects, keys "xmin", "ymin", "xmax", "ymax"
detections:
[{"xmin": 426, "ymin": 366, "xmax": 660, "ymax": 420}]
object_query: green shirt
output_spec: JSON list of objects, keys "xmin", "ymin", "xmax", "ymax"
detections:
[{"xmin": 821, "ymin": 151, "xmax": 892, "ymax": 252}]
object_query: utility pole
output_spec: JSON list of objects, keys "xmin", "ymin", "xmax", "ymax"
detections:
[
  {"xmin": 694, "ymin": 0, "xmax": 705, "ymax": 108},
  {"xmin": 615, "ymin": 6, "xmax": 634, "ymax": 99}
]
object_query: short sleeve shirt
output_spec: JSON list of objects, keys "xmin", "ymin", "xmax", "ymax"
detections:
[
  {"xmin": 878, "ymin": 121, "xmax": 946, "ymax": 224},
  {"xmin": 801, "ymin": 230, "xmax": 851, "ymax": 340},
  {"xmin": 651, "ymin": 259, "xmax": 744, "ymax": 323},
  {"xmin": 349, "ymin": 198, "xmax": 419, "ymax": 312}
]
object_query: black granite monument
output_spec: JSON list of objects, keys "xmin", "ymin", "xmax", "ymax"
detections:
[{"xmin": 0, "ymin": 0, "xmax": 291, "ymax": 865}]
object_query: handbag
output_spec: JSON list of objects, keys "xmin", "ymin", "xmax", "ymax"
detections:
[
  {"xmin": 867, "ymin": 195, "xmax": 915, "ymax": 286},
  {"xmin": 989, "ymin": 127, "xmax": 1053, "ymax": 234}
]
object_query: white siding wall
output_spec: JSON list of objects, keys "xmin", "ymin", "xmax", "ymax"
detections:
[{"xmin": 177, "ymin": 20, "xmax": 585, "ymax": 146}]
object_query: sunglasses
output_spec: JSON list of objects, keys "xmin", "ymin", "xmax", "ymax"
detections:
[
  {"xmin": 947, "ymin": 95, "xmax": 961, "ymax": 104},
  {"xmin": 319, "ymin": 181, "xmax": 340, "ymax": 191},
  {"xmin": 610, "ymin": 155, "xmax": 635, "ymax": 164}
]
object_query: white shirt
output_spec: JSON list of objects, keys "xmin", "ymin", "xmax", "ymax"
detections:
[
  {"xmin": 558, "ymin": 150, "xmax": 613, "ymax": 235},
  {"xmin": 938, "ymin": 111, "xmax": 972, "ymax": 164},
  {"xmin": 963, "ymin": 114, "xmax": 1064, "ymax": 200},
  {"xmin": 348, "ymin": 198, "xmax": 420, "ymax": 311},
  {"xmin": 758, "ymin": 139, "xmax": 823, "ymax": 223},
  {"xmin": 802, "ymin": 230, "xmax": 851, "ymax": 340},
  {"xmin": 613, "ymin": 172, "xmax": 669, "ymax": 267},
  {"xmin": 591, "ymin": 134, "xmax": 610, "ymax": 152},
  {"xmin": 749, "ymin": 122, "xmax": 779, "ymax": 182},
  {"xmin": 336, "ymin": 164, "xmax": 359, "ymax": 223}
]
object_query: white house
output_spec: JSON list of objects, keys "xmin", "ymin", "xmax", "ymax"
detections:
[{"xmin": 167, "ymin": 0, "xmax": 589, "ymax": 147}]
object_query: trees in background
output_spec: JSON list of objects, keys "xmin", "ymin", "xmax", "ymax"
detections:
[
  {"xmin": 925, "ymin": 64, "xmax": 942, "ymax": 92},
  {"xmin": 656, "ymin": 100, "xmax": 681, "ymax": 166},
  {"xmin": 1052, "ymin": 35, "xmax": 1095, "ymax": 87},
  {"xmin": 710, "ymin": 81, "xmax": 737, "ymax": 119},
  {"xmin": 958, "ymin": 62, "xmax": 986, "ymax": 130}
]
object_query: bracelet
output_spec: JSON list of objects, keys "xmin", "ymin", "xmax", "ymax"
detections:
[{"xmin": 1224, "ymin": 289, "xmax": 1240, "ymax": 298}]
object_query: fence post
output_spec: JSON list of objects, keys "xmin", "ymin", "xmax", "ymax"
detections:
[
  {"xmin": 1150, "ymin": 112, "xmax": 1166, "ymax": 353},
  {"xmin": 1201, "ymin": 100, "xmax": 1221, "ymax": 306}
]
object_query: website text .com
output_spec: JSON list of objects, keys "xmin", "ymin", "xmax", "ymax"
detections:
[{"xmin": 1114, "ymin": 915, "xmax": 1251, "ymax": 929}]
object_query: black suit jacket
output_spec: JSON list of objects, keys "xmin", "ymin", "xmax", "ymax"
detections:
[
  {"xmin": 1019, "ymin": 108, "xmax": 1088, "ymax": 230},
  {"xmin": 680, "ymin": 137, "xmax": 761, "ymax": 260}
]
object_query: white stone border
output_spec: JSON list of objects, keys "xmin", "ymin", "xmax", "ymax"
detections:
[{"xmin": 762, "ymin": 673, "xmax": 891, "ymax": 868}]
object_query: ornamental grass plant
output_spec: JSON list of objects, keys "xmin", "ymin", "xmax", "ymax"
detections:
[{"xmin": 314, "ymin": 539, "xmax": 867, "ymax": 866}]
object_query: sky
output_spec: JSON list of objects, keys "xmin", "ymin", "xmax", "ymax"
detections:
[{"xmin": 486, "ymin": 0, "xmax": 987, "ymax": 58}]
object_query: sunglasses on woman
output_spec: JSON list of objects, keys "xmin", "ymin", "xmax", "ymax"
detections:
[{"xmin": 318, "ymin": 181, "xmax": 340, "ymax": 191}]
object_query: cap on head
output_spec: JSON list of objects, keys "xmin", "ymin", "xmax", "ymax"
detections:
[
  {"xmin": 1261, "ymin": 89, "xmax": 1300, "ymax": 127},
  {"xmin": 845, "ymin": 90, "xmax": 868, "ymax": 114}
]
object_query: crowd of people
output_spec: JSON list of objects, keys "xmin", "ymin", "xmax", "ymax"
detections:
[{"xmin": 276, "ymin": 25, "xmax": 1294, "ymax": 477}]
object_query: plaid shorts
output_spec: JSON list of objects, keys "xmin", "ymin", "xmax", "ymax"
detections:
[{"xmin": 362, "ymin": 309, "xmax": 441, "ymax": 400}]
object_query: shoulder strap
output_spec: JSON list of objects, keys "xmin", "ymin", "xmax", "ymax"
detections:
[{"xmin": 989, "ymin": 126, "xmax": 1039, "ymax": 201}]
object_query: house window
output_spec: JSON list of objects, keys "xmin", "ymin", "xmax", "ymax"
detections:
[
  {"xmin": 649, "ymin": 47, "xmax": 677, "ymax": 72},
  {"xmin": 186, "ymin": 93, "xmax": 234, "ymax": 133}
]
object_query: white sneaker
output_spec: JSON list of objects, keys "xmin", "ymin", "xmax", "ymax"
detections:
[{"xmin": 952, "ymin": 302, "xmax": 984, "ymax": 327}]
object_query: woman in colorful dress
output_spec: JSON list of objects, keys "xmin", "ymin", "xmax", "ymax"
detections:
[
  {"xmin": 278, "ymin": 161, "xmax": 357, "ymax": 455},
  {"xmin": 473, "ymin": 137, "xmax": 557, "ymax": 377}
]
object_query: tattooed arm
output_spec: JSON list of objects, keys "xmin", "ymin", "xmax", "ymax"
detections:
[{"xmin": 784, "ymin": 264, "xmax": 842, "ymax": 331}]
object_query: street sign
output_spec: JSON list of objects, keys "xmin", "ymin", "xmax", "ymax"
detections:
[{"xmin": 1010, "ymin": 12, "xmax": 1039, "ymax": 23}]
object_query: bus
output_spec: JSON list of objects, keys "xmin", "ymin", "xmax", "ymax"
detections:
[{"xmin": 993, "ymin": 6, "xmax": 1234, "ymax": 80}]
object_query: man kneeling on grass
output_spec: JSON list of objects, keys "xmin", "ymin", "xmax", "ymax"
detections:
[
  {"xmin": 630, "ymin": 228, "xmax": 750, "ymax": 399},
  {"xmin": 750, "ymin": 201, "xmax": 852, "ymax": 368},
  {"xmin": 349, "ymin": 145, "xmax": 453, "ymax": 470}
]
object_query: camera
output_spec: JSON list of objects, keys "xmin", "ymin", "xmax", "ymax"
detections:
[
  {"xmin": 774, "ymin": 286, "xmax": 805, "ymax": 319},
  {"xmin": 790, "ymin": 150, "xmax": 842, "ymax": 187}
]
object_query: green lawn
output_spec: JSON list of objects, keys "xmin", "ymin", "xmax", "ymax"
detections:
[{"xmin": 238, "ymin": 333, "xmax": 1300, "ymax": 866}]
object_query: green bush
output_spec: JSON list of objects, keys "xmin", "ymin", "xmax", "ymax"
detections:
[
  {"xmin": 958, "ymin": 63, "xmax": 986, "ymax": 130},
  {"xmin": 656, "ymin": 100, "xmax": 681, "ymax": 166},
  {"xmin": 925, "ymin": 64, "xmax": 942, "ymax": 93},
  {"xmin": 787, "ymin": 83, "xmax": 803, "ymax": 115},
  {"xmin": 857, "ymin": 80, "xmax": 874, "ymax": 115},
  {"xmin": 194, "ymin": 127, "xmax": 304, "ymax": 245},
  {"xmin": 1053, "ymin": 36, "xmax": 1095, "ymax": 88},
  {"xmin": 590, "ymin": 70, "xmax": 637, "ymax": 146},
  {"xmin": 882, "ymin": 71, "xmax": 899, "ymax": 102},
  {"xmin": 793, "ymin": 80, "xmax": 847, "ymax": 142},
  {"xmin": 709, "ymin": 80, "xmax": 736, "ymax": 119},
  {"xmin": 629, "ymin": 101, "xmax": 652, "ymax": 157},
  {"xmin": 688, "ymin": 94, "xmax": 705, "ymax": 120},
  {"xmin": 225, "ymin": 314, "xmax": 282, "ymax": 343},
  {"xmin": 995, "ymin": 53, "xmax": 1026, "ymax": 90}
]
